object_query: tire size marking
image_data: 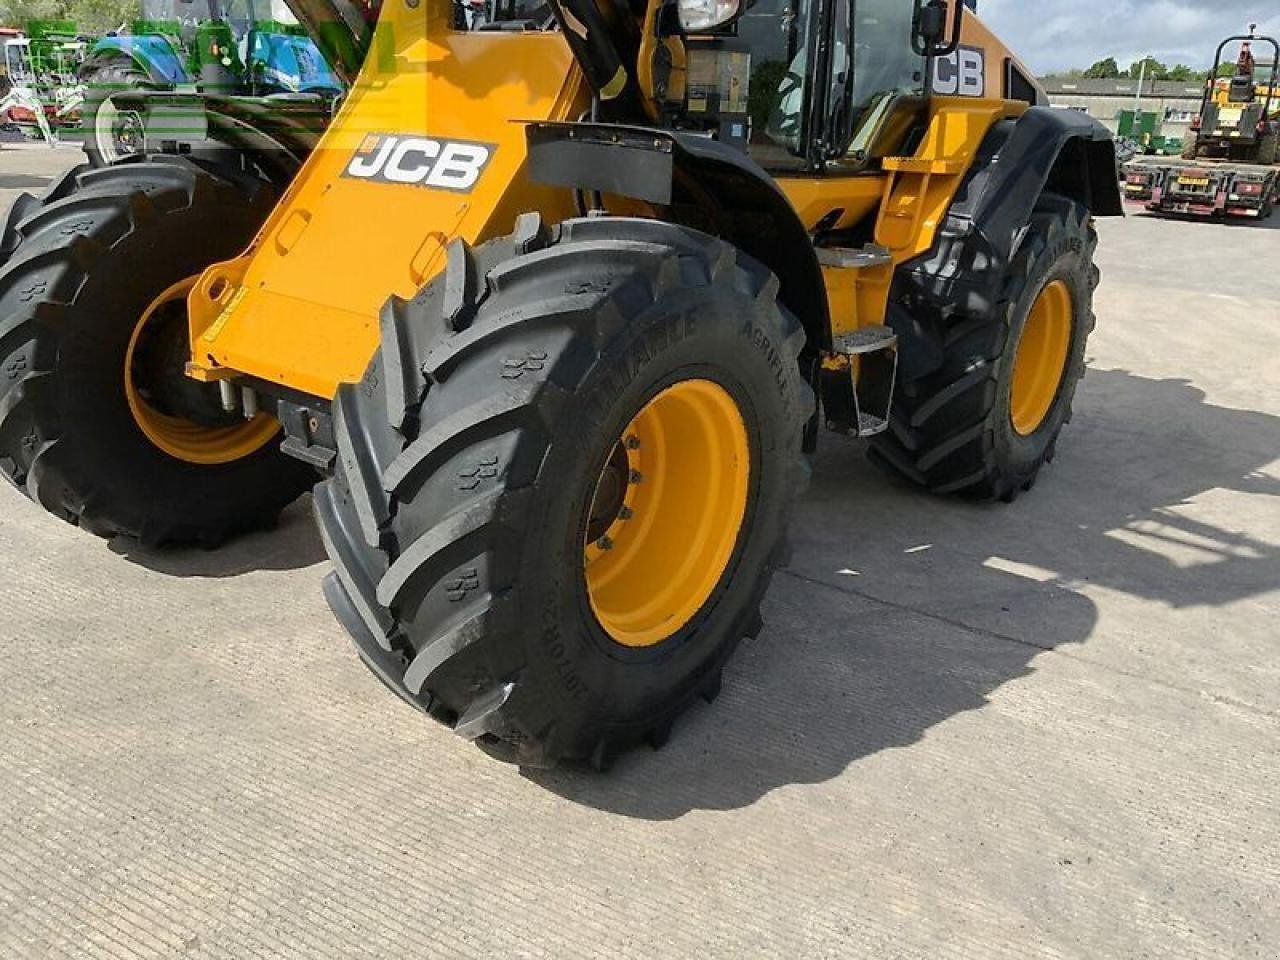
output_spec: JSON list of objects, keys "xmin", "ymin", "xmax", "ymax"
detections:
[{"xmin": 543, "ymin": 631, "xmax": 590, "ymax": 703}]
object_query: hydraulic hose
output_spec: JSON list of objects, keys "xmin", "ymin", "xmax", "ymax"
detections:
[{"xmin": 544, "ymin": 0, "xmax": 637, "ymax": 108}]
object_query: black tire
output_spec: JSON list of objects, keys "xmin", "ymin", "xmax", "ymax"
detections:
[
  {"xmin": 317, "ymin": 215, "xmax": 811, "ymax": 769},
  {"xmin": 1255, "ymin": 134, "xmax": 1277, "ymax": 167},
  {"xmin": 870, "ymin": 192, "xmax": 1098, "ymax": 501},
  {"xmin": 80, "ymin": 61, "xmax": 157, "ymax": 167},
  {"xmin": 0, "ymin": 157, "xmax": 315, "ymax": 545}
]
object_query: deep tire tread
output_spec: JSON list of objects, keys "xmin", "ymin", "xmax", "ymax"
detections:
[
  {"xmin": 320, "ymin": 213, "xmax": 809, "ymax": 768},
  {"xmin": 0, "ymin": 157, "xmax": 309, "ymax": 543}
]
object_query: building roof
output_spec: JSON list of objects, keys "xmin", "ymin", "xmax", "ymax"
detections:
[{"xmin": 1040, "ymin": 77, "xmax": 1205, "ymax": 98}]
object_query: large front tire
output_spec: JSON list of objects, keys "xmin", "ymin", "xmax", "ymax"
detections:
[
  {"xmin": 0, "ymin": 157, "xmax": 315, "ymax": 544},
  {"xmin": 318, "ymin": 216, "xmax": 811, "ymax": 768}
]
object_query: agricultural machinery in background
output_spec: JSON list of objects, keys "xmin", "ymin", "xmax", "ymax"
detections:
[
  {"xmin": 77, "ymin": 0, "xmax": 343, "ymax": 168},
  {"xmin": 0, "ymin": 21, "xmax": 86, "ymax": 143},
  {"xmin": 1115, "ymin": 108, "xmax": 1183, "ymax": 157},
  {"xmin": 1124, "ymin": 27, "xmax": 1279, "ymax": 220}
]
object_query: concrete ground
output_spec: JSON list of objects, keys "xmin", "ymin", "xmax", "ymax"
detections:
[{"xmin": 1, "ymin": 142, "xmax": 1277, "ymax": 959}]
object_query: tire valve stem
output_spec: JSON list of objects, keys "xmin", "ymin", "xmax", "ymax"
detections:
[{"xmin": 218, "ymin": 379, "xmax": 238, "ymax": 414}]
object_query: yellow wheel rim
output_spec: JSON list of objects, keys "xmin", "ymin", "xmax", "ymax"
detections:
[
  {"xmin": 124, "ymin": 277, "xmax": 280, "ymax": 465},
  {"xmin": 1010, "ymin": 279, "xmax": 1073, "ymax": 436},
  {"xmin": 584, "ymin": 379, "xmax": 750, "ymax": 649}
]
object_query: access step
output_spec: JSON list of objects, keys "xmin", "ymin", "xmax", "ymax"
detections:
[
  {"xmin": 824, "ymin": 325, "xmax": 899, "ymax": 440},
  {"xmin": 816, "ymin": 244, "xmax": 893, "ymax": 270},
  {"xmin": 833, "ymin": 324, "xmax": 898, "ymax": 356}
]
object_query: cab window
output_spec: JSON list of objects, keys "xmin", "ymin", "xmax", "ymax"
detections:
[{"xmin": 739, "ymin": 0, "xmax": 817, "ymax": 172}]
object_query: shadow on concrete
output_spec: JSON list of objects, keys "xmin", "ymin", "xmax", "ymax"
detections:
[
  {"xmin": 528, "ymin": 367, "xmax": 1279, "ymax": 817},
  {"xmin": 1128, "ymin": 208, "xmax": 1280, "ymax": 231},
  {"xmin": 0, "ymin": 173, "xmax": 54, "ymax": 190},
  {"xmin": 110, "ymin": 494, "xmax": 326, "ymax": 577}
]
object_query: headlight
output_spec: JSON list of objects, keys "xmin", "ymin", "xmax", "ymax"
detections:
[{"xmin": 678, "ymin": 0, "xmax": 741, "ymax": 32}]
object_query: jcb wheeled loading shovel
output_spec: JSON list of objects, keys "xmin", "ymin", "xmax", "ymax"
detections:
[{"xmin": 0, "ymin": 0, "xmax": 1122, "ymax": 768}]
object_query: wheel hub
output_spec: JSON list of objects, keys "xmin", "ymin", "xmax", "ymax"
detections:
[
  {"xmin": 114, "ymin": 110, "xmax": 144, "ymax": 155},
  {"xmin": 124, "ymin": 278, "xmax": 280, "ymax": 465},
  {"xmin": 583, "ymin": 379, "xmax": 751, "ymax": 649},
  {"xmin": 1010, "ymin": 279, "xmax": 1073, "ymax": 436}
]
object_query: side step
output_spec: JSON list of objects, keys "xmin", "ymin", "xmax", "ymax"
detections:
[
  {"xmin": 826, "ymin": 325, "xmax": 899, "ymax": 439},
  {"xmin": 816, "ymin": 244, "xmax": 893, "ymax": 269}
]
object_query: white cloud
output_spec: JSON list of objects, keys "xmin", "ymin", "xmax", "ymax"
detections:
[{"xmin": 977, "ymin": 0, "xmax": 1280, "ymax": 74}]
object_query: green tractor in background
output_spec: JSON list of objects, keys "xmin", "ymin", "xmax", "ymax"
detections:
[{"xmin": 77, "ymin": 0, "xmax": 342, "ymax": 168}]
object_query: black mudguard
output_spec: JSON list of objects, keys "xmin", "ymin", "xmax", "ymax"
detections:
[
  {"xmin": 526, "ymin": 122, "xmax": 830, "ymax": 352},
  {"xmin": 889, "ymin": 107, "xmax": 1121, "ymax": 380}
]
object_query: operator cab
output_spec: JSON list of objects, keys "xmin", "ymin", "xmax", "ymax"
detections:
[
  {"xmin": 737, "ymin": 0, "xmax": 931, "ymax": 172},
  {"xmin": 1228, "ymin": 41, "xmax": 1256, "ymax": 103},
  {"xmin": 461, "ymin": 0, "xmax": 959, "ymax": 175}
]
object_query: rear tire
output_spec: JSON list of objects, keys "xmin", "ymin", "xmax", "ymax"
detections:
[
  {"xmin": 318, "ymin": 215, "xmax": 811, "ymax": 768},
  {"xmin": 0, "ymin": 157, "xmax": 315, "ymax": 545},
  {"xmin": 870, "ymin": 192, "xmax": 1098, "ymax": 501},
  {"xmin": 1255, "ymin": 133, "xmax": 1277, "ymax": 167}
]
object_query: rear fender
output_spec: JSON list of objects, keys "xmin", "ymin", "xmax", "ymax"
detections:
[
  {"xmin": 952, "ymin": 107, "xmax": 1122, "ymax": 258},
  {"xmin": 86, "ymin": 35, "xmax": 188, "ymax": 87},
  {"xmin": 249, "ymin": 32, "xmax": 343, "ymax": 94},
  {"xmin": 890, "ymin": 107, "xmax": 1120, "ymax": 380}
]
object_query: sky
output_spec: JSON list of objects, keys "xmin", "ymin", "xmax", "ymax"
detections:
[{"xmin": 977, "ymin": 1, "xmax": 1280, "ymax": 75}]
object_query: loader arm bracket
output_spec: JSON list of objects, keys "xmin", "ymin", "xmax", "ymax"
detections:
[{"xmin": 526, "ymin": 122, "xmax": 831, "ymax": 353}]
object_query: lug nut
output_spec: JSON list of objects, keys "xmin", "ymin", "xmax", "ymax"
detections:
[{"xmin": 218, "ymin": 379, "xmax": 237, "ymax": 413}]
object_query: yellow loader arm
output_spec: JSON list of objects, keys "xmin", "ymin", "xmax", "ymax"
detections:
[{"xmin": 188, "ymin": 3, "xmax": 585, "ymax": 398}]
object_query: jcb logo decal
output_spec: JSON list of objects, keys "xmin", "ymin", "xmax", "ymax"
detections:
[
  {"xmin": 343, "ymin": 134, "xmax": 495, "ymax": 192},
  {"xmin": 932, "ymin": 45, "xmax": 986, "ymax": 98}
]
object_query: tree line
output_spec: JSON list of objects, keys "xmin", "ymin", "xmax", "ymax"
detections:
[
  {"xmin": 1, "ymin": 0, "xmax": 141, "ymax": 36},
  {"xmin": 1062, "ymin": 56, "xmax": 1244, "ymax": 83}
]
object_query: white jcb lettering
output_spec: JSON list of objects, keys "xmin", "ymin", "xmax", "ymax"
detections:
[
  {"xmin": 932, "ymin": 46, "xmax": 986, "ymax": 98},
  {"xmin": 343, "ymin": 134, "xmax": 495, "ymax": 193},
  {"xmin": 347, "ymin": 136, "xmax": 395, "ymax": 177},
  {"xmin": 385, "ymin": 138, "xmax": 441, "ymax": 184},
  {"xmin": 428, "ymin": 142, "xmax": 491, "ymax": 190}
]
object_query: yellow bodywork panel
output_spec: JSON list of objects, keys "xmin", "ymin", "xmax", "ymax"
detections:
[
  {"xmin": 189, "ymin": 4, "xmax": 584, "ymax": 399},
  {"xmin": 777, "ymin": 176, "xmax": 884, "ymax": 233},
  {"xmin": 814, "ymin": 97, "xmax": 1026, "ymax": 340},
  {"xmin": 189, "ymin": 0, "xmax": 1024, "ymax": 399}
]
